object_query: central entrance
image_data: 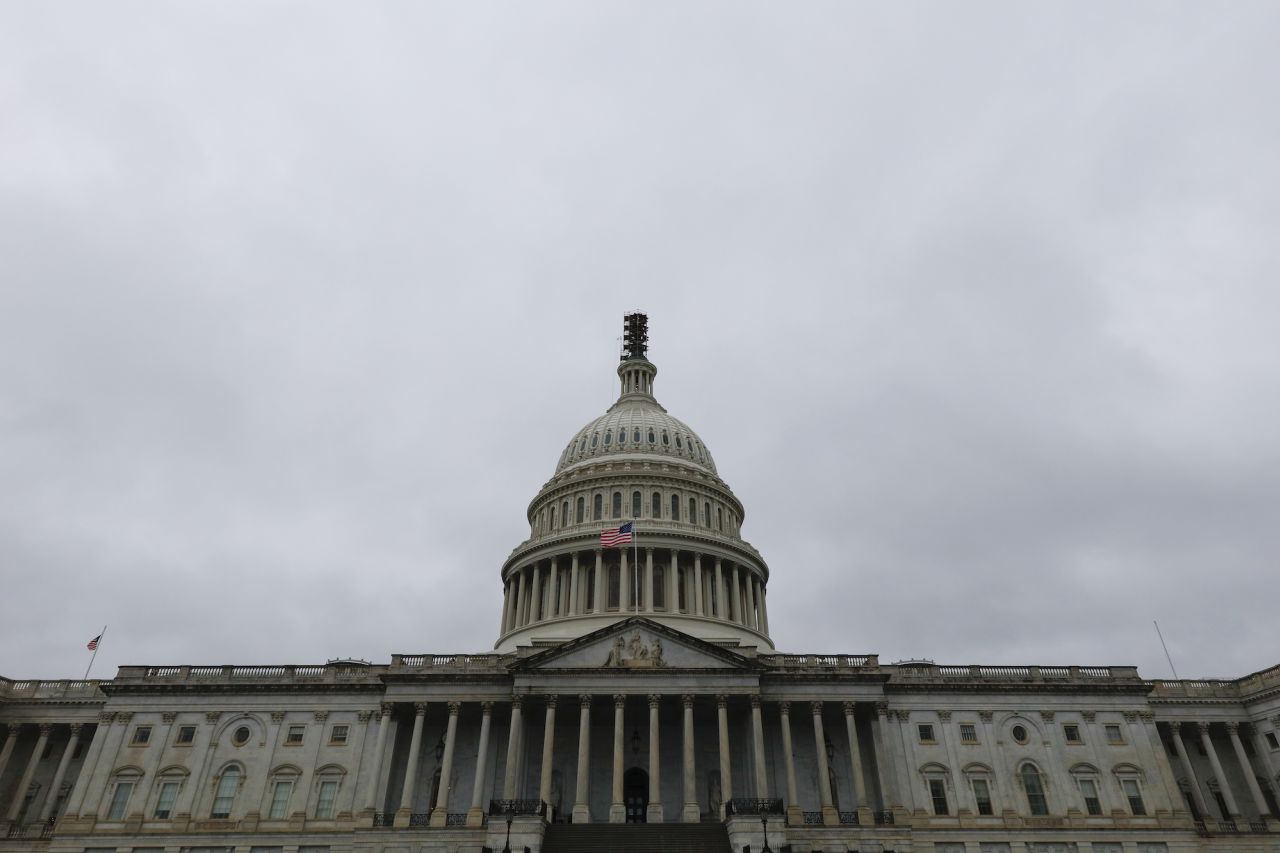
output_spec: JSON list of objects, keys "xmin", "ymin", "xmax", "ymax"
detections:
[{"xmin": 624, "ymin": 767, "xmax": 648, "ymax": 823}]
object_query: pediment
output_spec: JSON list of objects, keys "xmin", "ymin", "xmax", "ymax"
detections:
[{"xmin": 514, "ymin": 618, "xmax": 757, "ymax": 672}]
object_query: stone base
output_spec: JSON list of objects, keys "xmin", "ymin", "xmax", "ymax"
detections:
[
  {"xmin": 786, "ymin": 805, "xmax": 804, "ymax": 825},
  {"xmin": 572, "ymin": 803, "xmax": 591, "ymax": 824},
  {"xmin": 609, "ymin": 803, "xmax": 626, "ymax": 823},
  {"xmin": 821, "ymin": 804, "xmax": 839, "ymax": 826},
  {"xmin": 647, "ymin": 802, "xmax": 664, "ymax": 823},
  {"xmin": 857, "ymin": 806, "xmax": 873, "ymax": 825},
  {"xmin": 682, "ymin": 801, "xmax": 700, "ymax": 823},
  {"xmin": 466, "ymin": 806, "xmax": 486, "ymax": 828},
  {"xmin": 429, "ymin": 807, "xmax": 447, "ymax": 827},
  {"xmin": 393, "ymin": 807, "xmax": 412, "ymax": 828},
  {"xmin": 356, "ymin": 807, "xmax": 376, "ymax": 829}
]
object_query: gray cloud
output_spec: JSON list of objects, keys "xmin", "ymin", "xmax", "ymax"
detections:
[{"xmin": 2, "ymin": 2, "xmax": 1277, "ymax": 682}]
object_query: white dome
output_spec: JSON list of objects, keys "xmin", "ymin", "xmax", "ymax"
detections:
[{"xmin": 554, "ymin": 398, "xmax": 718, "ymax": 476}]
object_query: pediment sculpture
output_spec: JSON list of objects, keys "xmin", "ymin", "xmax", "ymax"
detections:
[{"xmin": 603, "ymin": 631, "xmax": 667, "ymax": 668}]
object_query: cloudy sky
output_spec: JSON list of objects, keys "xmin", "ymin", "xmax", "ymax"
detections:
[{"xmin": 2, "ymin": 2, "xmax": 1277, "ymax": 683}]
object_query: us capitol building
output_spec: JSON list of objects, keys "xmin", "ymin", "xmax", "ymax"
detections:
[{"xmin": 2, "ymin": 315, "xmax": 1278, "ymax": 853}]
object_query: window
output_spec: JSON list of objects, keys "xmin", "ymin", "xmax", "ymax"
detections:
[
  {"xmin": 688, "ymin": 497, "xmax": 696, "ymax": 521},
  {"xmin": 662, "ymin": 430, "xmax": 669, "ymax": 445},
  {"xmin": 918, "ymin": 724, "xmax": 935, "ymax": 743},
  {"xmin": 1105, "ymin": 724, "xmax": 1124, "ymax": 745},
  {"xmin": 704, "ymin": 502, "xmax": 711, "ymax": 527},
  {"xmin": 1011, "ymin": 724, "xmax": 1029, "ymax": 744},
  {"xmin": 154, "ymin": 781, "xmax": 180, "ymax": 819},
  {"xmin": 576, "ymin": 497, "xmax": 585, "ymax": 523},
  {"xmin": 603, "ymin": 429, "xmax": 611, "ymax": 446},
  {"xmin": 1021, "ymin": 764, "xmax": 1048, "ymax": 815},
  {"xmin": 612, "ymin": 492, "xmax": 622, "ymax": 518},
  {"xmin": 1078, "ymin": 778, "xmax": 1102, "ymax": 815},
  {"xmin": 670, "ymin": 494, "xmax": 680, "ymax": 520},
  {"xmin": 631, "ymin": 491, "xmax": 640, "ymax": 517},
  {"xmin": 175, "ymin": 725, "xmax": 196, "ymax": 745},
  {"xmin": 1121, "ymin": 778, "xmax": 1146, "ymax": 815},
  {"xmin": 647, "ymin": 429, "xmax": 655, "ymax": 444},
  {"xmin": 675, "ymin": 434, "xmax": 682, "ymax": 448},
  {"xmin": 561, "ymin": 501, "xmax": 568, "ymax": 527},
  {"xmin": 960, "ymin": 724, "xmax": 978, "ymax": 744},
  {"xmin": 131, "ymin": 726, "xmax": 152, "ymax": 745},
  {"xmin": 1267, "ymin": 731, "xmax": 1279, "ymax": 750},
  {"xmin": 590, "ymin": 433, "xmax": 598, "ymax": 449},
  {"xmin": 618, "ymin": 428, "xmax": 626, "ymax": 445},
  {"xmin": 232, "ymin": 726, "xmax": 251, "ymax": 746},
  {"xmin": 651, "ymin": 492, "xmax": 661, "ymax": 518},
  {"xmin": 315, "ymin": 780, "xmax": 338, "ymax": 818},
  {"xmin": 633, "ymin": 429, "xmax": 640, "ymax": 443},
  {"xmin": 268, "ymin": 779, "xmax": 294, "ymax": 819},
  {"xmin": 107, "ymin": 779, "xmax": 135, "ymax": 820},
  {"xmin": 286, "ymin": 726, "xmax": 305, "ymax": 745},
  {"xmin": 717, "ymin": 507, "xmax": 723, "ymax": 530},
  {"xmin": 593, "ymin": 494, "xmax": 602, "ymax": 521},
  {"xmin": 1064, "ymin": 724, "xmax": 1082, "ymax": 744},
  {"xmin": 329, "ymin": 725, "xmax": 349, "ymax": 745},
  {"xmin": 972, "ymin": 778, "xmax": 993, "ymax": 815},
  {"xmin": 211, "ymin": 767, "xmax": 240, "ymax": 818},
  {"xmin": 928, "ymin": 778, "xmax": 949, "ymax": 815}
]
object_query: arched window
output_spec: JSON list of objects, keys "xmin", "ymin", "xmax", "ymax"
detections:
[
  {"xmin": 612, "ymin": 492, "xmax": 622, "ymax": 518},
  {"xmin": 704, "ymin": 502, "xmax": 711, "ymax": 527},
  {"xmin": 1020, "ymin": 764, "xmax": 1048, "ymax": 815},
  {"xmin": 662, "ymin": 430, "xmax": 670, "ymax": 445},
  {"xmin": 312, "ymin": 765, "xmax": 346, "ymax": 819},
  {"xmin": 593, "ymin": 494, "xmax": 603, "ymax": 521},
  {"xmin": 688, "ymin": 497, "xmax": 696, "ymax": 522},
  {"xmin": 106, "ymin": 769, "xmax": 143, "ymax": 821},
  {"xmin": 633, "ymin": 429, "xmax": 641, "ymax": 443},
  {"xmin": 211, "ymin": 765, "xmax": 242, "ymax": 818},
  {"xmin": 604, "ymin": 430, "xmax": 612, "ymax": 446},
  {"xmin": 549, "ymin": 505, "xmax": 557, "ymax": 530},
  {"xmin": 652, "ymin": 492, "xmax": 661, "ymax": 518},
  {"xmin": 607, "ymin": 564, "xmax": 621, "ymax": 609},
  {"xmin": 562, "ymin": 501, "xmax": 569, "ymax": 527},
  {"xmin": 670, "ymin": 495, "xmax": 680, "ymax": 520},
  {"xmin": 648, "ymin": 429, "xmax": 655, "ymax": 444},
  {"xmin": 675, "ymin": 434, "xmax": 683, "ymax": 449},
  {"xmin": 653, "ymin": 564, "xmax": 665, "ymax": 609},
  {"xmin": 266, "ymin": 766, "xmax": 300, "ymax": 820},
  {"xmin": 717, "ymin": 507, "xmax": 723, "ymax": 530},
  {"xmin": 618, "ymin": 428, "xmax": 627, "ymax": 445},
  {"xmin": 631, "ymin": 491, "xmax": 641, "ymax": 518},
  {"xmin": 151, "ymin": 767, "xmax": 189, "ymax": 820},
  {"xmin": 576, "ymin": 497, "xmax": 585, "ymax": 524}
]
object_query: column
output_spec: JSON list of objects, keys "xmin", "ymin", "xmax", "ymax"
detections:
[
  {"xmin": 1199, "ymin": 722, "xmax": 1240, "ymax": 817},
  {"xmin": 610, "ymin": 695, "xmax": 626, "ymax": 823},
  {"xmin": 1226, "ymin": 723, "xmax": 1270, "ymax": 818},
  {"xmin": 529, "ymin": 564, "xmax": 543, "ymax": 623},
  {"xmin": 745, "ymin": 573, "xmax": 757, "ymax": 630},
  {"xmin": 1130, "ymin": 712, "xmax": 1178, "ymax": 814},
  {"xmin": 363, "ymin": 703, "xmax": 393, "ymax": 814},
  {"xmin": 714, "ymin": 559, "xmax": 724, "ymax": 619},
  {"xmin": 717, "ymin": 696, "xmax": 733, "ymax": 819},
  {"xmin": 882, "ymin": 704, "xmax": 911, "ymax": 812},
  {"xmin": 1170, "ymin": 723, "xmax": 1210, "ymax": 817},
  {"xmin": 0, "ymin": 725, "xmax": 19, "ymax": 791},
  {"xmin": 750, "ymin": 695, "xmax": 768, "ymax": 797},
  {"xmin": 36, "ymin": 724, "xmax": 83, "ymax": 823},
  {"xmin": 758, "ymin": 582, "xmax": 770, "ymax": 634},
  {"xmin": 730, "ymin": 565, "xmax": 741, "ymax": 623},
  {"xmin": 502, "ymin": 698, "xmax": 523, "ymax": 799},
  {"xmin": 647, "ymin": 695, "xmax": 663, "ymax": 822},
  {"xmin": 514, "ymin": 570, "xmax": 526, "ymax": 628},
  {"xmin": 569, "ymin": 553, "xmax": 581, "ymax": 616},
  {"xmin": 500, "ymin": 581, "xmax": 511, "ymax": 634},
  {"xmin": 693, "ymin": 555, "xmax": 704, "ymax": 616},
  {"xmin": 593, "ymin": 550, "xmax": 604, "ymax": 613},
  {"xmin": 573, "ymin": 696, "xmax": 591, "ymax": 823},
  {"xmin": 428, "ymin": 702, "xmax": 462, "ymax": 826},
  {"xmin": 682, "ymin": 695, "xmax": 699, "ymax": 822},
  {"xmin": 395, "ymin": 703, "xmax": 427, "ymax": 824},
  {"xmin": 538, "ymin": 697, "xmax": 558, "ymax": 815},
  {"xmin": 1249, "ymin": 722, "xmax": 1279, "ymax": 799},
  {"xmin": 779, "ymin": 702, "xmax": 801, "ymax": 823},
  {"xmin": 7, "ymin": 724, "xmax": 51, "ymax": 822},
  {"xmin": 644, "ymin": 548, "xmax": 654, "ymax": 612},
  {"xmin": 467, "ymin": 703, "xmax": 493, "ymax": 826},
  {"xmin": 843, "ymin": 702, "xmax": 868, "ymax": 813},
  {"xmin": 812, "ymin": 703, "xmax": 837, "ymax": 825}
]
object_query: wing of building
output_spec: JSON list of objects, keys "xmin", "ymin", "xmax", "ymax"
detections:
[{"xmin": 3, "ymin": 314, "xmax": 1279, "ymax": 853}]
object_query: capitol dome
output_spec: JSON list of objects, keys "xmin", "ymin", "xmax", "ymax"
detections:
[{"xmin": 495, "ymin": 313, "xmax": 773, "ymax": 652}]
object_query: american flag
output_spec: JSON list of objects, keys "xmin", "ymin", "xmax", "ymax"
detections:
[
  {"xmin": 87, "ymin": 634, "xmax": 102, "ymax": 651},
  {"xmin": 600, "ymin": 521, "xmax": 634, "ymax": 547}
]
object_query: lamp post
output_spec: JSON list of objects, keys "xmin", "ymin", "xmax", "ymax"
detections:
[
  {"xmin": 502, "ymin": 804, "xmax": 514, "ymax": 853},
  {"xmin": 760, "ymin": 806, "xmax": 772, "ymax": 853}
]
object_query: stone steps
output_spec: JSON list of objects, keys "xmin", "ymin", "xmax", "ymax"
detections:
[{"xmin": 542, "ymin": 821, "xmax": 733, "ymax": 853}]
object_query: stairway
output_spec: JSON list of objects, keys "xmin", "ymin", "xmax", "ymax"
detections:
[{"xmin": 542, "ymin": 821, "xmax": 733, "ymax": 853}]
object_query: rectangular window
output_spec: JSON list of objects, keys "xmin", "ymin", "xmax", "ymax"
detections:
[
  {"xmin": 176, "ymin": 725, "xmax": 197, "ymax": 745},
  {"xmin": 107, "ymin": 781, "xmax": 134, "ymax": 820},
  {"xmin": 972, "ymin": 778, "xmax": 993, "ymax": 815},
  {"xmin": 918, "ymin": 724, "xmax": 935, "ymax": 742},
  {"xmin": 315, "ymin": 780, "xmax": 338, "ymax": 818},
  {"xmin": 268, "ymin": 780, "xmax": 293, "ymax": 819},
  {"xmin": 1267, "ymin": 731, "xmax": 1279, "ymax": 750},
  {"xmin": 960, "ymin": 723, "xmax": 978, "ymax": 744},
  {"xmin": 1122, "ymin": 778, "xmax": 1146, "ymax": 815},
  {"xmin": 154, "ymin": 781, "xmax": 179, "ymax": 819},
  {"xmin": 131, "ymin": 726, "xmax": 152, "ymax": 745},
  {"xmin": 928, "ymin": 778, "xmax": 949, "ymax": 815},
  {"xmin": 329, "ymin": 725, "xmax": 349, "ymax": 745},
  {"xmin": 286, "ymin": 725, "xmax": 305, "ymax": 745},
  {"xmin": 1105, "ymin": 724, "xmax": 1124, "ymax": 744},
  {"xmin": 1063, "ymin": 724, "xmax": 1082, "ymax": 743},
  {"xmin": 1079, "ymin": 778, "xmax": 1102, "ymax": 815}
]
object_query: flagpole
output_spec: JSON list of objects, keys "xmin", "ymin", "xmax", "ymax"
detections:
[{"xmin": 83, "ymin": 625, "xmax": 107, "ymax": 681}]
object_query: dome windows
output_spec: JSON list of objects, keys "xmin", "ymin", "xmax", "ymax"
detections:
[
  {"xmin": 670, "ymin": 495, "xmax": 680, "ymax": 520},
  {"xmin": 651, "ymin": 492, "xmax": 661, "ymax": 518},
  {"xmin": 576, "ymin": 498, "xmax": 585, "ymax": 524},
  {"xmin": 612, "ymin": 492, "xmax": 622, "ymax": 518},
  {"xmin": 631, "ymin": 491, "xmax": 641, "ymax": 518},
  {"xmin": 604, "ymin": 430, "xmax": 612, "ymax": 446},
  {"xmin": 648, "ymin": 430, "xmax": 656, "ymax": 444},
  {"xmin": 591, "ymin": 433, "xmax": 599, "ymax": 449},
  {"xmin": 618, "ymin": 429, "xmax": 626, "ymax": 445},
  {"xmin": 662, "ymin": 430, "xmax": 670, "ymax": 446},
  {"xmin": 634, "ymin": 429, "xmax": 641, "ymax": 443},
  {"xmin": 593, "ymin": 494, "xmax": 603, "ymax": 521},
  {"xmin": 675, "ymin": 434, "xmax": 683, "ymax": 449}
]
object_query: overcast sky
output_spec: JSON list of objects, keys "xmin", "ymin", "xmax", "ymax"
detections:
[{"xmin": 2, "ymin": 2, "xmax": 1277, "ymax": 684}]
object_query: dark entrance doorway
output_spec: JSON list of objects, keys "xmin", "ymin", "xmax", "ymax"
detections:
[{"xmin": 624, "ymin": 767, "xmax": 648, "ymax": 823}]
